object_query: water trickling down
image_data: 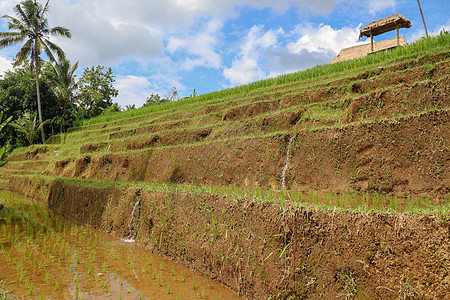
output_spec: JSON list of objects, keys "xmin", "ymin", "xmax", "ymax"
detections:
[
  {"xmin": 123, "ymin": 198, "xmax": 141, "ymax": 243},
  {"xmin": 0, "ymin": 192, "xmax": 242, "ymax": 299},
  {"xmin": 281, "ymin": 136, "xmax": 295, "ymax": 190}
]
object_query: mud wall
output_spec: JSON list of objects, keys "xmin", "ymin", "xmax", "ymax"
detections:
[
  {"xmin": 54, "ymin": 110, "xmax": 450, "ymax": 200},
  {"xmin": 33, "ymin": 179, "xmax": 449, "ymax": 299}
]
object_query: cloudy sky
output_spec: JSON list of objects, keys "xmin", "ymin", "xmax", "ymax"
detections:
[{"xmin": 0, "ymin": 0, "xmax": 449, "ymax": 108}]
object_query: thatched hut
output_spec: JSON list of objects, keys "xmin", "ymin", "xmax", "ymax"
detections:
[
  {"xmin": 330, "ymin": 14, "xmax": 411, "ymax": 64},
  {"xmin": 359, "ymin": 13, "xmax": 411, "ymax": 52}
]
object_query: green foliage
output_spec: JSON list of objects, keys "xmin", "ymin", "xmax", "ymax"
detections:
[
  {"xmin": 10, "ymin": 111, "xmax": 50, "ymax": 145},
  {"xmin": 0, "ymin": 63, "xmax": 61, "ymax": 147},
  {"xmin": 142, "ymin": 93, "xmax": 170, "ymax": 107},
  {"xmin": 125, "ymin": 104, "xmax": 136, "ymax": 111},
  {"xmin": 48, "ymin": 59, "xmax": 79, "ymax": 133},
  {"xmin": 0, "ymin": 112, "xmax": 12, "ymax": 167},
  {"xmin": 141, "ymin": 87, "xmax": 180, "ymax": 108},
  {"xmin": 0, "ymin": 0, "xmax": 71, "ymax": 143},
  {"xmin": 101, "ymin": 103, "xmax": 122, "ymax": 115},
  {"xmin": 76, "ymin": 65, "xmax": 119, "ymax": 119},
  {"xmin": 0, "ymin": 112, "xmax": 13, "ymax": 134}
]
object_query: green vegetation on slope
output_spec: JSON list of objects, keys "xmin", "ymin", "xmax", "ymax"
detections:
[{"xmin": 73, "ymin": 31, "xmax": 450, "ymax": 128}]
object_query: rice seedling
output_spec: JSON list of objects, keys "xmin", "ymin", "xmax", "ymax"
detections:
[
  {"xmin": 28, "ymin": 283, "xmax": 33, "ymax": 296},
  {"xmin": 19, "ymin": 270, "xmax": 24, "ymax": 283},
  {"xmin": 75, "ymin": 281, "xmax": 79, "ymax": 299}
]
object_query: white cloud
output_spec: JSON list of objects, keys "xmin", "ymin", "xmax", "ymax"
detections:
[
  {"xmin": 0, "ymin": 56, "xmax": 13, "ymax": 77},
  {"xmin": 432, "ymin": 20, "xmax": 450, "ymax": 35},
  {"xmin": 46, "ymin": 0, "xmax": 349, "ymax": 69},
  {"xmin": 50, "ymin": 1, "xmax": 163, "ymax": 68},
  {"xmin": 223, "ymin": 25, "xmax": 279, "ymax": 85},
  {"xmin": 115, "ymin": 75, "xmax": 154, "ymax": 108},
  {"xmin": 411, "ymin": 19, "xmax": 450, "ymax": 41},
  {"xmin": 167, "ymin": 20, "xmax": 223, "ymax": 70},
  {"xmin": 367, "ymin": 0, "xmax": 395, "ymax": 14},
  {"xmin": 224, "ymin": 58, "xmax": 265, "ymax": 86},
  {"xmin": 0, "ymin": 0, "xmax": 17, "ymax": 15},
  {"xmin": 224, "ymin": 22, "xmax": 365, "ymax": 86},
  {"xmin": 287, "ymin": 24, "xmax": 362, "ymax": 55}
]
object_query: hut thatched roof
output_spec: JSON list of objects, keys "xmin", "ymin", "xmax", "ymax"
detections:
[
  {"xmin": 359, "ymin": 13, "xmax": 411, "ymax": 39},
  {"xmin": 330, "ymin": 36, "xmax": 407, "ymax": 64}
]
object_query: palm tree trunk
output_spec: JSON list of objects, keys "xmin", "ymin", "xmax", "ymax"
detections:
[
  {"xmin": 61, "ymin": 101, "xmax": 65, "ymax": 135},
  {"xmin": 35, "ymin": 68, "xmax": 46, "ymax": 143}
]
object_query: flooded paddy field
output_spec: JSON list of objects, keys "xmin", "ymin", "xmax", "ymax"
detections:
[{"xmin": 0, "ymin": 192, "xmax": 241, "ymax": 299}]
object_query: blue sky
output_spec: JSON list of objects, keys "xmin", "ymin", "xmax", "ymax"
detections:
[{"xmin": 0, "ymin": 0, "xmax": 449, "ymax": 108}]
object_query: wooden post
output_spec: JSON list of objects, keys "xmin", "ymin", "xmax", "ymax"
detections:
[
  {"xmin": 397, "ymin": 25, "xmax": 400, "ymax": 46},
  {"xmin": 417, "ymin": 0, "xmax": 429, "ymax": 37},
  {"xmin": 370, "ymin": 31, "xmax": 374, "ymax": 52}
]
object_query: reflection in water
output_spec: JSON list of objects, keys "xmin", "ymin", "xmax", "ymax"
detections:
[{"xmin": 0, "ymin": 192, "xmax": 241, "ymax": 299}]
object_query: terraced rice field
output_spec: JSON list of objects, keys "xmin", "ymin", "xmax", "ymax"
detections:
[{"xmin": 0, "ymin": 33, "xmax": 449, "ymax": 298}]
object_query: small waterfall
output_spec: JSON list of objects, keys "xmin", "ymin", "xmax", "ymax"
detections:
[
  {"xmin": 122, "ymin": 198, "xmax": 141, "ymax": 243},
  {"xmin": 281, "ymin": 136, "xmax": 295, "ymax": 190}
]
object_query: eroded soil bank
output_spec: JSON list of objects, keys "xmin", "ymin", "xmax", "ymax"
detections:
[
  {"xmin": 0, "ymin": 192, "xmax": 241, "ymax": 299},
  {"xmin": 13, "ymin": 177, "xmax": 447, "ymax": 299},
  {"xmin": 46, "ymin": 109, "xmax": 450, "ymax": 201}
]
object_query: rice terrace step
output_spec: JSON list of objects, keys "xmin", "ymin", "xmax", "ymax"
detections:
[{"xmin": 1, "ymin": 32, "xmax": 449, "ymax": 299}]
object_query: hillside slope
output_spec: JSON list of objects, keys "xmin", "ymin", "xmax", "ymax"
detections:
[{"xmin": 1, "ymin": 34, "xmax": 449, "ymax": 299}]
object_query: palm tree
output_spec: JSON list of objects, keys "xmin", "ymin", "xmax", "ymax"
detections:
[
  {"xmin": 10, "ymin": 111, "xmax": 50, "ymax": 145},
  {"xmin": 0, "ymin": 0, "xmax": 71, "ymax": 143},
  {"xmin": 50, "ymin": 59, "xmax": 78, "ymax": 133}
]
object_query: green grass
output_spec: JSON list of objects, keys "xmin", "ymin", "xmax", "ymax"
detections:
[
  {"xmin": 7, "ymin": 174, "xmax": 448, "ymax": 218},
  {"xmin": 72, "ymin": 31, "xmax": 449, "ymax": 128}
]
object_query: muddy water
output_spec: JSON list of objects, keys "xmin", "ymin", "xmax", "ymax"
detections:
[{"xmin": 0, "ymin": 192, "xmax": 241, "ymax": 299}]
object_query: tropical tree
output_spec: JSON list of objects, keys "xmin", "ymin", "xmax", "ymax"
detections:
[
  {"xmin": 76, "ymin": 65, "xmax": 119, "ymax": 119},
  {"xmin": 0, "ymin": 62, "xmax": 61, "ymax": 147},
  {"xmin": 0, "ymin": 112, "xmax": 13, "ymax": 167},
  {"xmin": 10, "ymin": 111, "xmax": 50, "ymax": 145},
  {"xmin": 49, "ymin": 59, "xmax": 78, "ymax": 133},
  {"xmin": 142, "ymin": 93, "xmax": 169, "ymax": 107},
  {"xmin": 0, "ymin": 0, "xmax": 71, "ymax": 143}
]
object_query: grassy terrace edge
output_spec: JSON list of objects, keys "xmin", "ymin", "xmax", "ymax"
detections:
[
  {"xmin": 10, "ymin": 174, "xmax": 450, "ymax": 219},
  {"xmin": 72, "ymin": 31, "xmax": 450, "ymax": 128}
]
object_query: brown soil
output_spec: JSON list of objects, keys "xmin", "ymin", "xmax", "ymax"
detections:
[
  {"xmin": 2, "ymin": 51, "xmax": 449, "ymax": 299},
  {"xmin": 51, "ymin": 109, "xmax": 450, "ymax": 200},
  {"xmin": 39, "ymin": 179, "xmax": 449, "ymax": 299}
]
